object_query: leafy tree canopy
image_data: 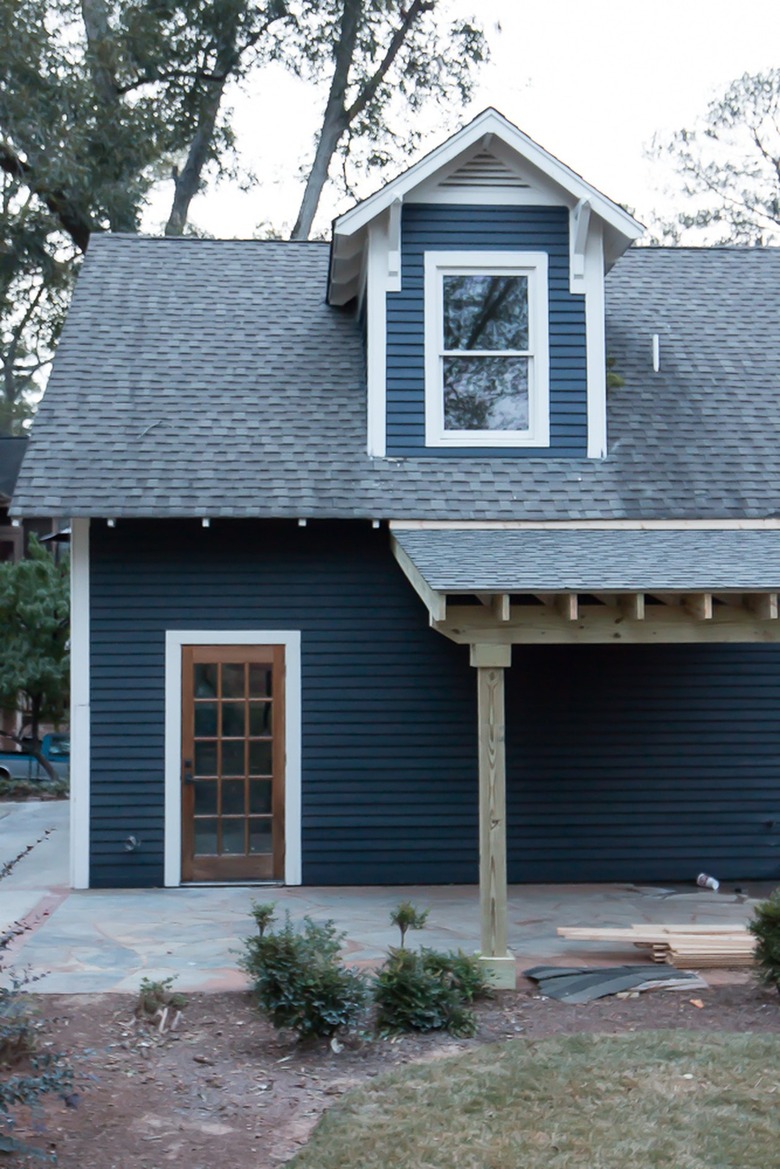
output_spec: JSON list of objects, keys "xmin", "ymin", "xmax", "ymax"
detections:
[
  {"xmin": 0, "ymin": 0, "xmax": 487, "ymax": 433},
  {"xmin": 0, "ymin": 535, "xmax": 69, "ymax": 776},
  {"xmin": 649, "ymin": 69, "xmax": 780, "ymax": 245}
]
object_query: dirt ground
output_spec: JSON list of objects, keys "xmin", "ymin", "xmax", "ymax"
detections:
[{"xmin": 6, "ymin": 980, "xmax": 779, "ymax": 1168}]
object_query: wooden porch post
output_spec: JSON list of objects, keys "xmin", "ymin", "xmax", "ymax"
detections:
[{"xmin": 471, "ymin": 643, "xmax": 516, "ymax": 989}]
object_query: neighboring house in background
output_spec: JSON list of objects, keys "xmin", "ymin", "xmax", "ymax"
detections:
[
  {"xmin": 0, "ymin": 437, "xmax": 28, "ymax": 563},
  {"xmin": 0, "ymin": 435, "xmax": 66, "ymax": 750},
  {"xmin": 12, "ymin": 109, "xmax": 780, "ymax": 983},
  {"xmin": 0, "ymin": 435, "xmax": 65, "ymax": 563}
]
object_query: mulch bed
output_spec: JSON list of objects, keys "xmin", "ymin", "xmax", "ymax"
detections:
[{"xmin": 7, "ymin": 981, "xmax": 780, "ymax": 1168}]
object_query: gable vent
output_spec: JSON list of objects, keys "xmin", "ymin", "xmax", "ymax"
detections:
[{"xmin": 438, "ymin": 150, "xmax": 530, "ymax": 190}]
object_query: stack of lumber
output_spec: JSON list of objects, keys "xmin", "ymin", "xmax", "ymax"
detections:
[{"xmin": 557, "ymin": 924, "xmax": 756, "ymax": 968}]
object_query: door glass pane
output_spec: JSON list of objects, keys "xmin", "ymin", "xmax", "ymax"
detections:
[
  {"xmin": 249, "ymin": 702, "xmax": 272, "ymax": 736},
  {"xmin": 221, "ymin": 702, "xmax": 245, "ymax": 737},
  {"xmin": 249, "ymin": 740, "xmax": 272, "ymax": 776},
  {"xmin": 193, "ymin": 664, "xmax": 218, "ymax": 698},
  {"xmin": 222, "ymin": 741, "xmax": 245, "ymax": 776},
  {"xmin": 222, "ymin": 663, "xmax": 245, "ymax": 698},
  {"xmin": 249, "ymin": 820, "xmax": 272, "ymax": 854},
  {"xmin": 194, "ymin": 741, "xmax": 217, "ymax": 776},
  {"xmin": 249, "ymin": 665, "xmax": 273, "ymax": 698},
  {"xmin": 222, "ymin": 780, "xmax": 245, "ymax": 816},
  {"xmin": 250, "ymin": 780, "xmax": 272, "ymax": 815},
  {"xmin": 195, "ymin": 818, "xmax": 218, "ymax": 854},
  {"xmin": 222, "ymin": 820, "xmax": 245, "ymax": 854},
  {"xmin": 194, "ymin": 703, "xmax": 218, "ymax": 737},
  {"xmin": 194, "ymin": 780, "xmax": 217, "ymax": 816}
]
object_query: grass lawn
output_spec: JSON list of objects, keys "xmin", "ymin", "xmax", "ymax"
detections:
[{"xmin": 289, "ymin": 1031, "xmax": 780, "ymax": 1169}]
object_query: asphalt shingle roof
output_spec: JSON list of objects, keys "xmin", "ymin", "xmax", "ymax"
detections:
[
  {"xmin": 392, "ymin": 529, "xmax": 780, "ymax": 592},
  {"xmin": 12, "ymin": 238, "xmax": 780, "ymax": 520}
]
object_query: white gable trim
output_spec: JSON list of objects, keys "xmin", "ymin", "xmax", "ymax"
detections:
[
  {"xmin": 69, "ymin": 517, "xmax": 91, "ymax": 889},
  {"xmin": 164, "ymin": 630, "xmax": 302, "ymax": 887},
  {"xmin": 585, "ymin": 221, "xmax": 607, "ymax": 458},
  {"xmin": 334, "ymin": 109, "xmax": 642, "ymax": 243}
]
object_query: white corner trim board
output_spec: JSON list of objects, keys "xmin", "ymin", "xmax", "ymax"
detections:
[
  {"xmin": 164, "ymin": 630, "xmax": 302, "ymax": 888},
  {"xmin": 69, "ymin": 517, "xmax": 91, "ymax": 889},
  {"xmin": 584, "ymin": 222, "xmax": 607, "ymax": 459}
]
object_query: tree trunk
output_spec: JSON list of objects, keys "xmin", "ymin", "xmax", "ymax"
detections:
[
  {"xmin": 26, "ymin": 697, "xmax": 58, "ymax": 784},
  {"xmin": 165, "ymin": 77, "xmax": 229, "ymax": 236},
  {"xmin": 290, "ymin": 0, "xmax": 433, "ymax": 240},
  {"xmin": 80, "ymin": 0, "xmax": 118, "ymax": 108},
  {"xmin": 290, "ymin": 0, "xmax": 361, "ymax": 240}
]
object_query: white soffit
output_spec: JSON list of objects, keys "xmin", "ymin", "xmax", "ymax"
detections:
[{"xmin": 328, "ymin": 108, "xmax": 643, "ymax": 304}]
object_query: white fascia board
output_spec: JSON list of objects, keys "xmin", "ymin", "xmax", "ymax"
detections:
[
  {"xmin": 69, "ymin": 517, "xmax": 91, "ymax": 889},
  {"xmin": 584, "ymin": 222, "xmax": 607, "ymax": 459},
  {"xmin": 164, "ymin": 630, "xmax": 302, "ymax": 887},
  {"xmin": 333, "ymin": 109, "xmax": 643, "ymax": 245}
]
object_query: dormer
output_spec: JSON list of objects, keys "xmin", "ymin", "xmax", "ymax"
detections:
[{"xmin": 328, "ymin": 109, "xmax": 642, "ymax": 459}]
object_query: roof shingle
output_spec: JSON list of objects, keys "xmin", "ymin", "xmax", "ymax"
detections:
[{"xmin": 12, "ymin": 238, "xmax": 780, "ymax": 520}]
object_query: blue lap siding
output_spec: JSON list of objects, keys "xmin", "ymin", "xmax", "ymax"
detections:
[
  {"xmin": 506, "ymin": 646, "xmax": 780, "ymax": 882},
  {"xmin": 385, "ymin": 203, "xmax": 588, "ymax": 457},
  {"xmin": 88, "ymin": 520, "xmax": 477, "ymax": 888},
  {"xmin": 88, "ymin": 521, "xmax": 780, "ymax": 887}
]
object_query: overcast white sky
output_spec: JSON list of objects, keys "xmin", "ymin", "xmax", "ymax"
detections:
[{"xmin": 145, "ymin": 0, "xmax": 780, "ymax": 238}]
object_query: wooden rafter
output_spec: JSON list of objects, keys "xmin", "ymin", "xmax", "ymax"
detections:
[
  {"xmin": 390, "ymin": 536, "xmax": 446, "ymax": 623},
  {"xmin": 745, "ymin": 592, "xmax": 779, "ymax": 620}
]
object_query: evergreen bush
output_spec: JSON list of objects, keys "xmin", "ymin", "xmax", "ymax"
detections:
[
  {"xmin": 373, "ymin": 947, "xmax": 482, "ymax": 1037},
  {"xmin": 373, "ymin": 903, "xmax": 492, "ymax": 1037},
  {"xmin": 749, "ymin": 887, "xmax": 780, "ymax": 993},
  {"xmin": 239, "ymin": 910, "xmax": 367, "ymax": 1040}
]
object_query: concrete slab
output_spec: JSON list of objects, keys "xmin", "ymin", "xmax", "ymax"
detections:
[{"xmin": 0, "ymin": 800, "xmax": 774, "ymax": 995}]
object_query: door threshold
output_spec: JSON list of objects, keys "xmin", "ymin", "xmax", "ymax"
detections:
[{"xmin": 183, "ymin": 880, "xmax": 285, "ymax": 888}]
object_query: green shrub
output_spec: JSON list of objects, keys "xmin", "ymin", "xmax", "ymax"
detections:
[
  {"xmin": 749, "ymin": 887, "xmax": 780, "ymax": 992},
  {"xmin": 1, "ymin": 912, "xmax": 73, "ymax": 1158},
  {"xmin": 421, "ymin": 948, "xmax": 492, "ymax": 1004},
  {"xmin": 239, "ymin": 911, "xmax": 367, "ymax": 1040},
  {"xmin": 373, "ymin": 947, "xmax": 490, "ymax": 1038}
]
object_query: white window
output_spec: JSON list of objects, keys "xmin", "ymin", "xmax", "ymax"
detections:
[{"xmin": 424, "ymin": 251, "xmax": 549, "ymax": 447}]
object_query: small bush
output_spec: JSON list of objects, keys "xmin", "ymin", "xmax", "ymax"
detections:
[
  {"xmin": 389, "ymin": 902, "xmax": 429, "ymax": 947},
  {"xmin": 373, "ymin": 947, "xmax": 490, "ymax": 1038},
  {"xmin": 239, "ymin": 911, "xmax": 367, "ymax": 1040},
  {"xmin": 0, "ymin": 777, "xmax": 68, "ymax": 801},
  {"xmin": 749, "ymin": 887, "xmax": 780, "ymax": 993},
  {"xmin": 1, "ymin": 945, "xmax": 73, "ymax": 1158}
]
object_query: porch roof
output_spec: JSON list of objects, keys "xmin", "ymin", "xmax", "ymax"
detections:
[{"xmin": 391, "ymin": 527, "xmax": 780, "ymax": 594}]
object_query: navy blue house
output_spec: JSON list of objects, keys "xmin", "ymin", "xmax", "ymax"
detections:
[{"xmin": 13, "ymin": 110, "xmax": 780, "ymax": 981}]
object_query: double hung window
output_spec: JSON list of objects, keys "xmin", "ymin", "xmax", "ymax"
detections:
[{"xmin": 424, "ymin": 251, "xmax": 549, "ymax": 447}]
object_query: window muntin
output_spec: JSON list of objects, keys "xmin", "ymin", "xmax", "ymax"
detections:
[{"xmin": 424, "ymin": 251, "xmax": 549, "ymax": 448}]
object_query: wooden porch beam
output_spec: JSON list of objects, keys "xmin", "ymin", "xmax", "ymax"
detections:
[{"xmin": 433, "ymin": 604, "xmax": 780, "ymax": 645}]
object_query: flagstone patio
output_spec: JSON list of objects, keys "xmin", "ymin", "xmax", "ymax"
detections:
[{"xmin": 1, "ymin": 800, "xmax": 771, "ymax": 994}]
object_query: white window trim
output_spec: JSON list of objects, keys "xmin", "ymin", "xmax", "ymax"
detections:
[
  {"xmin": 164, "ymin": 630, "xmax": 302, "ymax": 888},
  {"xmin": 424, "ymin": 250, "xmax": 550, "ymax": 449}
]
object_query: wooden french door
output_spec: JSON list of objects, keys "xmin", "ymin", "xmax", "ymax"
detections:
[{"xmin": 181, "ymin": 645, "xmax": 285, "ymax": 882}]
